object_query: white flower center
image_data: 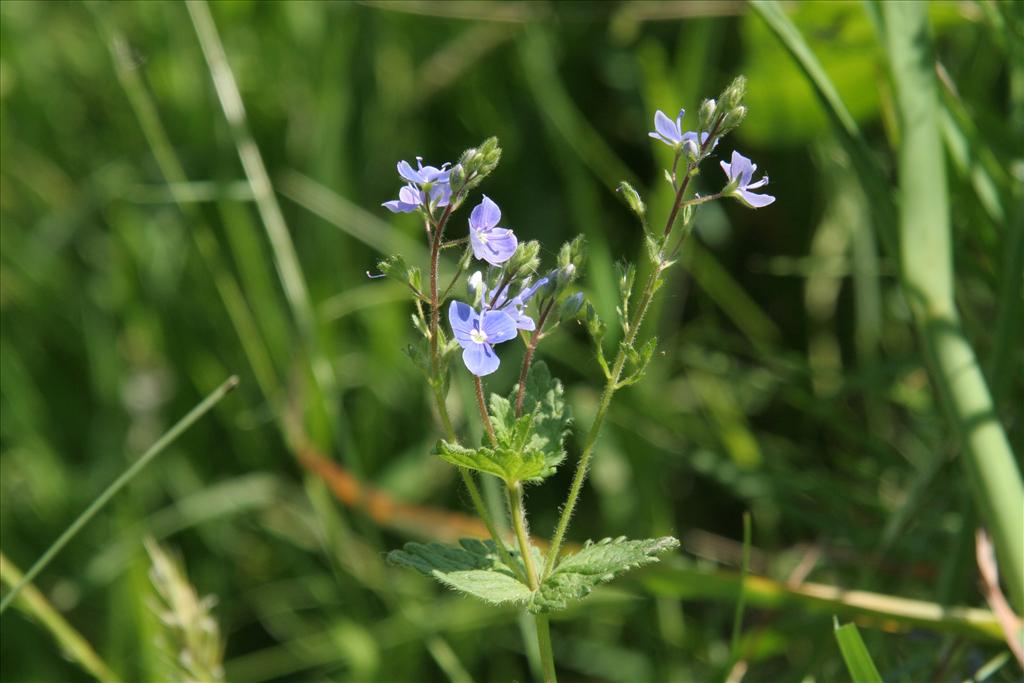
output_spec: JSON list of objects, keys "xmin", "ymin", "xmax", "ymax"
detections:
[
  {"xmin": 477, "ymin": 231, "xmax": 489, "ymax": 244},
  {"xmin": 470, "ymin": 328, "xmax": 488, "ymax": 344}
]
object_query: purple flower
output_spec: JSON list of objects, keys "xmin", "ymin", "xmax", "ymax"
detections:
[
  {"xmin": 647, "ymin": 109, "xmax": 720, "ymax": 155},
  {"xmin": 382, "ymin": 157, "xmax": 452, "ymax": 213},
  {"xmin": 720, "ymin": 151, "xmax": 775, "ymax": 208},
  {"xmin": 449, "ymin": 300, "xmax": 518, "ymax": 376},
  {"xmin": 485, "ymin": 276, "xmax": 549, "ymax": 331},
  {"xmin": 649, "ymin": 109, "xmax": 687, "ymax": 146},
  {"xmin": 649, "ymin": 109, "xmax": 718, "ymax": 153},
  {"xmin": 468, "ymin": 196, "xmax": 518, "ymax": 265}
]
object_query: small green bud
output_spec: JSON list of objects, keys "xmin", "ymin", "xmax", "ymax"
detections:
[
  {"xmin": 698, "ymin": 98, "xmax": 716, "ymax": 131},
  {"xmin": 585, "ymin": 302, "xmax": 606, "ymax": 341},
  {"xmin": 558, "ymin": 291, "xmax": 584, "ymax": 321},
  {"xmin": 507, "ymin": 239, "xmax": 540, "ymax": 274},
  {"xmin": 719, "ymin": 75, "xmax": 746, "ymax": 111},
  {"xmin": 449, "ymin": 163, "xmax": 467, "ymax": 189},
  {"xmin": 616, "ymin": 181, "xmax": 646, "ymax": 223},
  {"xmin": 720, "ymin": 105, "xmax": 747, "ymax": 133}
]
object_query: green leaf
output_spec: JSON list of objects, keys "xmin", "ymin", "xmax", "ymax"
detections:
[
  {"xmin": 530, "ymin": 536, "xmax": 679, "ymax": 612},
  {"xmin": 434, "ymin": 440, "xmax": 548, "ymax": 486},
  {"xmin": 513, "ymin": 362, "xmax": 572, "ymax": 472},
  {"xmin": 388, "ymin": 539, "xmax": 532, "ymax": 606},
  {"xmin": 833, "ymin": 621, "xmax": 883, "ymax": 683}
]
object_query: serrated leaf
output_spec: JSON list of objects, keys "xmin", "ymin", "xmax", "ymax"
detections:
[
  {"xmin": 514, "ymin": 362, "xmax": 571, "ymax": 472},
  {"xmin": 388, "ymin": 539, "xmax": 532, "ymax": 606},
  {"xmin": 434, "ymin": 440, "xmax": 548, "ymax": 485},
  {"xmin": 530, "ymin": 536, "xmax": 680, "ymax": 612}
]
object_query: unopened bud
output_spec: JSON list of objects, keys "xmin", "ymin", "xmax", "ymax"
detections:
[
  {"xmin": 616, "ymin": 181, "xmax": 646, "ymax": 221},
  {"xmin": 682, "ymin": 139, "xmax": 700, "ymax": 163},
  {"xmin": 721, "ymin": 105, "xmax": 747, "ymax": 133},
  {"xmin": 698, "ymin": 98, "xmax": 716, "ymax": 131},
  {"xmin": 559, "ymin": 291, "xmax": 584, "ymax": 320},
  {"xmin": 508, "ymin": 239, "xmax": 540, "ymax": 273},
  {"xmin": 720, "ymin": 75, "xmax": 746, "ymax": 111}
]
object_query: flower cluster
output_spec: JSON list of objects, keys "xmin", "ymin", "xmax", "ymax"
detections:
[
  {"xmin": 382, "ymin": 157, "xmax": 452, "ymax": 214},
  {"xmin": 379, "ymin": 75, "xmax": 777, "ymax": 680}
]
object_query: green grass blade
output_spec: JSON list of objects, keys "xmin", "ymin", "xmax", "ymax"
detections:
[
  {"xmin": 185, "ymin": 0, "xmax": 316, "ymax": 343},
  {"xmin": 0, "ymin": 553, "xmax": 123, "ymax": 683},
  {"xmin": 728, "ymin": 512, "xmax": 752, "ymax": 664},
  {"xmin": 748, "ymin": 0, "xmax": 896, "ymax": 252},
  {"xmin": 0, "ymin": 376, "xmax": 239, "ymax": 614},
  {"xmin": 880, "ymin": 0, "xmax": 1024, "ymax": 611},
  {"xmin": 639, "ymin": 566, "xmax": 1004, "ymax": 641},
  {"xmin": 833, "ymin": 620, "xmax": 883, "ymax": 683}
]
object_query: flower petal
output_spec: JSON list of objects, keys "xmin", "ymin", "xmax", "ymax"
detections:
[
  {"xmin": 481, "ymin": 309, "xmax": 518, "ymax": 344},
  {"xmin": 448, "ymin": 300, "xmax": 478, "ymax": 346},
  {"xmin": 462, "ymin": 343, "xmax": 500, "ymax": 376},
  {"xmin": 470, "ymin": 195, "xmax": 502, "ymax": 230},
  {"xmin": 397, "ymin": 160, "xmax": 424, "ymax": 184},
  {"xmin": 729, "ymin": 151, "xmax": 754, "ymax": 187},
  {"xmin": 654, "ymin": 110, "xmax": 680, "ymax": 142},
  {"xmin": 719, "ymin": 159, "xmax": 734, "ymax": 181},
  {"xmin": 398, "ymin": 185, "xmax": 422, "ymax": 205},
  {"xmin": 479, "ymin": 228, "xmax": 518, "ymax": 266},
  {"xmin": 737, "ymin": 189, "xmax": 776, "ymax": 208}
]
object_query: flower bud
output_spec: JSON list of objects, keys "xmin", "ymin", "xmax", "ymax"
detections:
[
  {"xmin": 720, "ymin": 105, "xmax": 747, "ymax": 133},
  {"xmin": 507, "ymin": 239, "xmax": 540, "ymax": 274},
  {"xmin": 698, "ymin": 98, "xmax": 716, "ymax": 131},
  {"xmin": 449, "ymin": 163, "xmax": 467, "ymax": 189},
  {"xmin": 719, "ymin": 75, "xmax": 746, "ymax": 112},
  {"xmin": 682, "ymin": 139, "xmax": 700, "ymax": 164},
  {"xmin": 558, "ymin": 291, "xmax": 584, "ymax": 321},
  {"xmin": 616, "ymin": 181, "xmax": 646, "ymax": 222}
]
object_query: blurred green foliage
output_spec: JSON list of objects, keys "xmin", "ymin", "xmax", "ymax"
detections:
[{"xmin": 1, "ymin": 1, "xmax": 1020, "ymax": 681}]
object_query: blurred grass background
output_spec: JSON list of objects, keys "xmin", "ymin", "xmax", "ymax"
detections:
[{"xmin": 1, "ymin": 1, "xmax": 1021, "ymax": 681}]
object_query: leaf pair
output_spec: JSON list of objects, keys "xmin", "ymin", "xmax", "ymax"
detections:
[
  {"xmin": 388, "ymin": 536, "xmax": 680, "ymax": 613},
  {"xmin": 434, "ymin": 362, "xmax": 570, "ymax": 486}
]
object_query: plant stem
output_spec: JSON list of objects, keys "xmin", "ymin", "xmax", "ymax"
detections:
[
  {"xmin": 542, "ymin": 263, "xmax": 664, "ymax": 576},
  {"xmin": 534, "ymin": 613, "xmax": 558, "ymax": 683},
  {"xmin": 543, "ymin": 114, "xmax": 724, "ymax": 576},
  {"xmin": 507, "ymin": 483, "xmax": 540, "ymax": 589},
  {"xmin": 514, "ymin": 300, "xmax": 555, "ymax": 416},
  {"xmin": 474, "ymin": 376, "xmax": 498, "ymax": 446},
  {"xmin": 426, "ymin": 205, "xmax": 518, "ymax": 573}
]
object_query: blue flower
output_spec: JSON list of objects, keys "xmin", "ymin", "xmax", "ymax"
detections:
[
  {"xmin": 486, "ymin": 276, "xmax": 549, "ymax": 332},
  {"xmin": 449, "ymin": 300, "xmax": 518, "ymax": 376},
  {"xmin": 468, "ymin": 196, "xmax": 518, "ymax": 265},
  {"xmin": 649, "ymin": 109, "xmax": 687, "ymax": 146},
  {"xmin": 382, "ymin": 157, "xmax": 452, "ymax": 213},
  {"xmin": 649, "ymin": 109, "xmax": 718, "ymax": 153},
  {"xmin": 720, "ymin": 151, "xmax": 775, "ymax": 208}
]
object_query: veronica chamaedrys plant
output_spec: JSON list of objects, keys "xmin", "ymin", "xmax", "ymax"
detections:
[{"xmin": 376, "ymin": 76, "xmax": 772, "ymax": 682}]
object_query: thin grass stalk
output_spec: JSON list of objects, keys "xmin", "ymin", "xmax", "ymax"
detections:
[
  {"xmin": 0, "ymin": 554, "xmax": 122, "ymax": 683},
  {"xmin": 0, "ymin": 376, "xmax": 239, "ymax": 614}
]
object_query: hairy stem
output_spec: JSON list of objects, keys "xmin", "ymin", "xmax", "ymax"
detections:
[
  {"xmin": 426, "ymin": 205, "xmax": 517, "ymax": 573},
  {"xmin": 542, "ymin": 264, "xmax": 664, "ymax": 576},
  {"xmin": 542, "ymin": 114, "xmax": 724, "ymax": 576},
  {"xmin": 474, "ymin": 376, "xmax": 498, "ymax": 446},
  {"xmin": 514, "ymin": 300, "xmax": 555, "ymax": 417},
  {"xmin": 534, "ymin": 614, "xmax": 558, "ymax": 683},
  {"xmin": 507, "ymin": 483, "xmax": 540, "ymax": 589}
]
